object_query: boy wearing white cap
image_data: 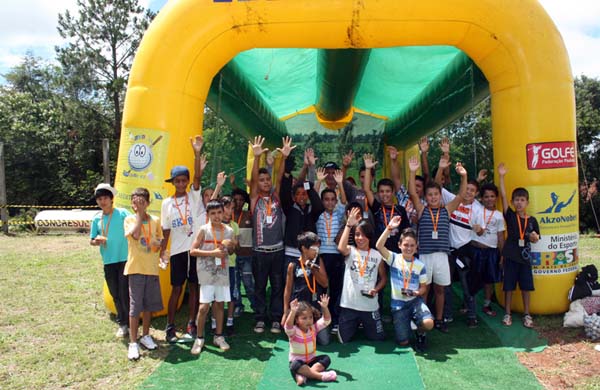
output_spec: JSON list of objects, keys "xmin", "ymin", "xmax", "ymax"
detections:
[{"xmin": 90, "ymin": 183, "xmax": 132, "ymax": 338}]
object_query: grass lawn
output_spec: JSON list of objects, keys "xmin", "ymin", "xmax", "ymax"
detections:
[{"xmin": 0, "ymin": 234, "xmax": 598, "ymax": 389}]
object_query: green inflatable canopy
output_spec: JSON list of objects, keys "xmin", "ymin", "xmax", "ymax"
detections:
[{"xmin": 206, "ymin": 46, "xmax": 489, "ymax": 150}]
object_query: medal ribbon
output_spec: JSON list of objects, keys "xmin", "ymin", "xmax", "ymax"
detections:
[
  {"xmin": 140, "ymin": 218, "xmax": 151, "ymax": 249},
  {"xmin": 211, "ymin": 223, "xmax": 225, "ymax": 268},
  {"xmin": 355, "ymin": 249, "xmax": 370, "ymax": 277},
  {"xmin": 483, "ymin": 208, "xmax": 495, "ymax": 228},
  {"xmin": 324, "ymin": 211, "xmax": 333, "ymax": 243},
  {"xmin": 101, "ymin": 210, "xmax": 113, "ymax": 246},
  {"xmin": 516, "ymin": 213, "xmax": 529, "ymax": 243},
  {"xmin": 428, "ymin": 207, "xmax": 441, "ymax": 233},
  {"xmin": 300, "ymin": 327, "xmax": 316, "ymax": 363},
  {"xmin": 173, "ymin": 194, "xmax": 189, "ymax": 226},
  {"xmin": 298, "ymin": 257, "xmax": 317, "ymax": 295},
  {"xmin": 402, "ymin": 255, "xmax": 415, "ymax": 290},
  {"xmin": 382, "ymin": 206, "xmax": 395, "ymax": 226}
]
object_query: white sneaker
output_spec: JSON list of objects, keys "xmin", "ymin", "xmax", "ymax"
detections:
[
  {"xmin": 128, "ymin": 342, "xmax": 140, "ymax": 360},
  {"xmin": 139, "ymin": 335, "xmax": 157, "ymax": 350},
  {"xmin": 116, "ymin": 325, "xmax": 129, "ymax": 338},
  {"xmin": 191, "ymin": 338, "xmax": 205, "ymax": 355},
  {"xmin": 213, "ymin": 335, "xmax": 230, "ymax": 351}
]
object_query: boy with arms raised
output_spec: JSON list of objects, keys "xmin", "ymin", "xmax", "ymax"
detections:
[
  {"xmin": 190, "ymin": 200, "xmax": 235, "ymax": 354},
  {"xmin": 160, "ymin": 136, "xmax": 207, "ymax": 343},
  {"xmin": 90, "ymin": 183, "xmax": 131, "ymax": 338},
  {"xmin": 124, "ymin": 188, "xmax": 164, "ymax": 360},
  {"xmin": 408, "ymin": 156, "xmax": 468, "ymax": 333},
  {"xmin": 249, "ymin": 135, "xmax": 296, "ymax": 334},
  {"xmin": 497, "ymin": 163, "xmax": 540, "ymax": 327},
  {"xmin": 376, "ymin": 224, "xmax": 433, "ymax": 352}
]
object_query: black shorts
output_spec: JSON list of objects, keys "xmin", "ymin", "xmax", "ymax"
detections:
[
  {"xmin": 170, "ymin": 251, "xmax": 198, "ymax": 286},
  {"xmin": 289, "ymin": 355, "xmax": 331, "ymax": 379}
]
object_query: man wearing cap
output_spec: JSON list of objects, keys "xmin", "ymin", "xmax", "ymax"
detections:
[
  {"xmin": 160, "ymin": 136, "xmax": 207, "ymax": 343},
  {"xmin": 90, "ymin": 183, "xmax": 132, "ymax": 338}
]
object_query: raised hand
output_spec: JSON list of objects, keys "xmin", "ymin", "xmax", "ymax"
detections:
[
  {"xmin": 342, "ymin": 150, "xmax": 354, "ymax": 167},
  {"xmin": 305, "ymin": 148, "xmax": 318, "ymax": 166},
  {"xmin": 199, "ymin": 154, "xmax": 208, "ymax": 171},
  {"xmin": 440, "ymin": 137, "xmax": 450, "ymax": 154},
  {"xmin": 318, "ymin": 294, "xmax": 330, "ymax": 308},
  {"xmin": 497, "ymin": 162, "xmax": 508, "ymax": 177},
  {"xmin": 190, "ymin": 135, "xmax": 204, "ymax": 154},
  {"xmin": 408, "ymin": 155, "xmax": 420, "ymax": 172},
  {"xmin": 250, "ymin": 136, "xmax": 268, "ymax": 157},
  {"xmin": 387, "ymin": 145, "xmax": 399, "ymax": 161},
  {"xmin": 455, "ymin": 162, "xmax": 467, "ymax": 177},
  {"xmin": 419, "ymin": 136, "xmax": 430, "ymax": 153},
  {"xmin": 346, "ymin": 207, "xmax": 362, "ymax": 227},
  {"xmin": 216, "ymin": 171, "xmax": 227, "ymax": 186},
  {"xmin": 333, "ymin": 169, "xmax": 344, "ymax": 184},
  {"xmin": 229, "ymin": 173, "xmax": 236, "ymax": 186},
  {"xmin": 438, "ymin": 155, "xmax": 451, "ymax": 170},
  {"xmin": 290, "ymin": 298, "xmax": 299, "ymax": 312},
  {"xmin": 316, "ymin": 167, "xmax": 327, "ymax": 182},
  {"xmin": 477, "ymin": 169, "xmax": 488, "ymax": 183},
  {"xmin": 388, "ymin": 215, "xmax": 402, "ymax": 230},
  {"xmin": 276, "ymin": 136, "xmax": 296, "ymax": 158},
  {"xmin": 363, "ymin": 153, "xmax": 378, "ymax": 169}
]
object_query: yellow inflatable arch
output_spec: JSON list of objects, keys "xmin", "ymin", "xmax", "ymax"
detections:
[{"xmin": 112, "ymin": 0, "xmax": 578, "ymax": 315}]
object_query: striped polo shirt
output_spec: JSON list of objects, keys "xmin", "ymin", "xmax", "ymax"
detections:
[{"xmin": 316, "ymin": 204, "xmax": 345, "ymax": 254}]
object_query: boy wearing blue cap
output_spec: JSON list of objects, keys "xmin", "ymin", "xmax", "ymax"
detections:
[{"xmin": 160, "ymin": 136, "xmax": 207, "ymax": 343}]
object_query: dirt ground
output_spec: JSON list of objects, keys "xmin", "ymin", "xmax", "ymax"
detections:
[{"xmin": 519, "ymin": 323, "xmax": 600, "ymax": 389}]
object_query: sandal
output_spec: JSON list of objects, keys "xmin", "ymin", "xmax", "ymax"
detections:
[
  {"xmin": 523, "ymin": 314, "xmax": 534, "ymax": 328},
  {"xmin": 502, "ymin": 314, "xmax": 512, "ymax": 326}
]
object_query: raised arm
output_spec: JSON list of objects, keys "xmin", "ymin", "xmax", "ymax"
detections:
[
  {"xmin": 440, "ymin": 136, "xmax": 451, "ymax": 185},
  {"xmin": 446, "ymin": 162, "xmax": 468, "ymax": 213},
  {"xmin": 191, "ymin": 135, "xmax": 205, "ymax": 191},
  {"xmin": 497, "ymin": 163, "xmax": 509, "ymax": 213},
  {"xmin": 334, "ymin": 170, "xmax": 347, "ymax": 205},
  {"xmin": 362, "ymin": 153, "xmax": 378, "ymax": 207},
  {"xmin": 274, "ymin": 136, "xmax": 296, "ymax": 195},
  {"xmin": 341, "ymin": 150, "xmax": 354, "ymax": 179},
  {"xmin": 388, "ymin": 146, "xmax": 403, "ymax": 192},
  {"xmin": 211, "ymin": 171, "xmax": 226, "ymax": 200},
  {"xmin": 375, "ymin": 215, "xmax": 402, "ymax": 260},
  {"xmin": 408, "ymin": 156, "xmax": 425, "ymax": 216},
  {"xmin": 434, "ymin": 154, "xmax": 451, "ymax": 187},
  {"xmin": 249, "ymin": 136, "xmax": 268, "ymax": 203},
  {"xmin": 337, "ymin": 207, "xmax": 361, "ymax": 256},
  {"xmin": 419, "ymin": 136, "xmax": 430, "ymax": 182}
]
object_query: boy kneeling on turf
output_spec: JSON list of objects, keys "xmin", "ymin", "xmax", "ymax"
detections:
[
  {"xmin": 376, "ymin": 223, "xmax": 433, "ymax": 352},
  {"xmin": 190, "ymin": 200, "xmax": 235, "ymax": 354}
]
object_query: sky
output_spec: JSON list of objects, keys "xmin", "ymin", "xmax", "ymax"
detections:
[{"xmin": 0, "ymin": 0, "xmax": 599, "ymax": 80}]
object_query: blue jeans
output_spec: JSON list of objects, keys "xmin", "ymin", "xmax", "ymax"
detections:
[
  {"xmin": 392, "ymin": 297, "xmax": 433, "ymax": 343},
  {"xmin": 236, "ymin": 255, "xmax": 256, "ymax": 311}
]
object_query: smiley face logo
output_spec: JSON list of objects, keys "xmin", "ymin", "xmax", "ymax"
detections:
[{"xmin": 128, "ymin": 143, "xmax": 153, "ymax": 171}]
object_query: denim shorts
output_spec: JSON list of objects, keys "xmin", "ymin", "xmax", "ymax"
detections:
[
  {"xmin": 502, "ymin": 258, "xmax": 534, "ymax": 292},
  {"xmin": 391, "ymin": 297, "xmax": 432, "ymax": 344}
]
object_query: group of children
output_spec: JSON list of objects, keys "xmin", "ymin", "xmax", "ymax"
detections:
[{"xmin": 90, "ymin": 134, "xmax": 541, "ymax": 385}]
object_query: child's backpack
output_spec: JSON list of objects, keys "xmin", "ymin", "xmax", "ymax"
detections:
[{"xmin": 568, "ymin": 265, "xmax": 600, "ymax": 301}]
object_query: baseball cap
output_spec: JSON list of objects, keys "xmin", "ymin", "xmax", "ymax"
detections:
[
  {"xmin": 94, "ymin": 183, "xmax": 117, "ymax": 198},
  {"xmin": 165, "ymin": 165, "xmax": 190, "ymax": 182},
  {"xmin": 323, "ymin": 161, "xmax": 339, "ymax": 170}
]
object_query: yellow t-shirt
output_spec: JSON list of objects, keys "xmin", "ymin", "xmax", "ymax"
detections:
[{"xmin": 124, "ymin": 214, "xmax": 163, "ymax": 276}]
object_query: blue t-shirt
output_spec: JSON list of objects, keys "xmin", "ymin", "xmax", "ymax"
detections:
[
  {"xmin": 385, "ymin": 252, "xmax": 427, "ymax": 309},
  {"xmin": 90, "ymin": 207, "xmax": 131, "ymax": 265}
]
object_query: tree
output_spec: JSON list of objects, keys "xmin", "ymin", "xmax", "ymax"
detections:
[{"xmin": 56, "ymin": 0, "xmax": 154, "ymax": 140}]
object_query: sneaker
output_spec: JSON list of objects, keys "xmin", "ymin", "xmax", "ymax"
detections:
[
  {"xmin": 434, "ymin": 319, "xmax": 449, "ymax": 333},
  {"xmin": 233, "ymin": 306, "xmax": 244, "ymax": 318},
  {"xmin": 444, "ymin": 316, "xmax": 454, "ymax": 323},
  {"xmin": 482, "ymin": 305, "xmax": 497, "ymax": 317},
  {"xmin": 128, "ymin": 342, "xmax": 140, "ymax": 360},
  {"xmin": 254, "ymin": 321, "xmax": 266, "ymax": 333},
  {"xmin": 467, "ymin": 318, "xmax": 478, "ymax": 328},
  {"xmin": 191, "ymin": 337, "xmax": 205, "ymax": 355},
  {"xmin": 502, "ymin": 314, "xmax": 512, "ymax": 326},
  {"xmin": 270, "ymin": 321, "xmax": 282, "ymax": 334},
  {"xmin": 116, "ymin": 325, "xmax": 129, "ymax": 338},
  {"xmin": 330, "ymin": 325, "xmax": 339, "ymax": 335},
  {"xmin": 213, "ymin": 335, "xmax": 230, "ymax": 351},
  {"xmin": 178, "ymin": 321, "xmax": 196, "ymax": 343},
  {"xmin": 165, "ymin": 324, "xmax": 178, "ymax": 343},
  {"xmin": 414, "ymin": 332, "xmax": 427, "ymax": 353},
  {"xmin": 139, "ymin": 335, "xmax": 157, "ymax": 350},
  {"xmin": 523, "ymin": 314, "xmax": 534, "ymax": 328},
  {"xmin": 321, "ymin": 371, "xmax": 337, "ymax": 382}
]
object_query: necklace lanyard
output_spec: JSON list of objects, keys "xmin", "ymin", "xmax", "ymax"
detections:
[
  {"xmin": 428, "ymin": 207, "xmax": 441, "ymax": 233},
  {"xmin": 516, "ymin": 213, "xmax": 529, "ymax": 243},
  {"xmin": 234, "ymin": 210, "xmax": 243, "ymax": 225},
  {"xmin": 210, "ymin": 223, "xmax": 225, "ymax": 268},
  {"xmin": 381, "ymin": 206, "xmax": 394, "ymax": 226},
  {"xmin": 140, "ymin": 217, "xmax": 151, "ymax": 251},
  {"xmin": 402, "ymin": 255, "xmax": 415, "ymax": 290},
  {"xmin": 173, "ymin": 194, "xmax": 189, "ymax": 225},
  {"xmin": 265, "ymin": 196, "xmax": 272, "ymax": 217},
  {"xmin": 483, "ymin": 208, "xmax": 495, "ymax": 228},
  {"xmin": 101, "ymin": 210, "xmax": 113, "ymax": 246},
  {"xmin": 324, "ymin": 211, "xmax": 333, "ymax": 243},
  {"xmin": 355, "ymin": 249, "xmax": 370, "ymax": 277},
  {"xmin": 300, "ymin": 327, "xmax": 316, "ymax": 363},
  {"xmin": 298, "ymin": 257, "xmax": 316, "ymax": 295}
]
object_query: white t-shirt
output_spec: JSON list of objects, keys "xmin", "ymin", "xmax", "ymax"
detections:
[
  {"xmin": 470, "ymin": 207, "xmax": 505, "ymax": 248},
  {"xmin": 442, "ymin": 188, "xmax": 483, "ymax": 249},
  {"xmin": 340, "ymin": 246, "xmax": 383, "ymax": 312},
  {"xmin": 161, "ymin": 187, "xmax": 205, "ymax": 256}
]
